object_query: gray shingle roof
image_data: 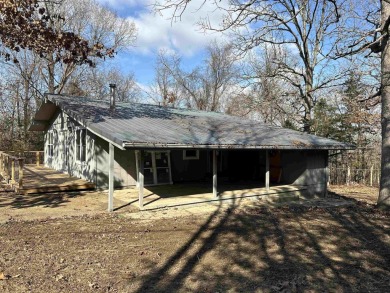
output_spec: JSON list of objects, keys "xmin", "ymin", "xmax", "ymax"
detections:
[{"xmin": 31, "ymin": 94, "xmax": 354, "ymax": 150}]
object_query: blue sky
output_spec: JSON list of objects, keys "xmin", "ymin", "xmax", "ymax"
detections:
[{"xmin": 96, "ymin": 0, "xmax": 228, "ymax": 86}]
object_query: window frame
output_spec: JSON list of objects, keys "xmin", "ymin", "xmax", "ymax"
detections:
[
  {"xmin": 75, "ymin": 127, "xmax": 87, "ymax": 163},
  {"xmin": 47, "ymin": 131, "xmax": 54, "ymax": 158},
  {"xmin": 183, "ymin": 149, "xmax": 199, "ymax": 160}
]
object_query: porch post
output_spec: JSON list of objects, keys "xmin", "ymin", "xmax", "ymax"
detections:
[
  {"xmin": 18, "ymin": 158, "xmax": 24, "ymax": 190},
  {"xmin": 0, "ymin": 153, "xmax": 3, "ymax": 175},
  {"xmin": 151, "ymin": 151, "xmax": 157, "ymax": 185},
  {"xmin": 138, "ymin": 150, "xmax": 144, "ymax": 209},
  {"xmin": 11, "ymin": 159, "xmax": 15, "ymax": 184},
  {"xmin": 135, "ymin": 151, "xmax": 139, "ymax": 188},
  {"xmin": 6, "ymin": 156, "xmax": 10, "ymax": 181},
  {"xmin": 325, "ymin": 151, "xmax": 329, "ymax": 197},
  {"xmin": 108, "ymin": 143, "xmax": 114, "ymax": 212},
  {"xmin": 167, "ymin": 151, "xmax": 173, "ymax": 184},
  {"xmin": 213, "ymin": 150, "xmax": 217, "ymax": 197},
  {"xmin": 265, "ymin": 150, "xmax": 270, "ymax": 191},
  {"xmin": 36, "ymin": 151, "xmax": 40, "ymax": 167}
]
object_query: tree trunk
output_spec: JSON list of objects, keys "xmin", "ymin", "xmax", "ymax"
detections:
[
  {"xmin": 378, "ymin": 1, "xmax": 390, "ymax": 208},
  {"xmin": 47, "ymin": 53, "xmax": 55, "ymax": 93},
  {"xmin": 23, "ymin": 79, "xmax": 30, "ymax": 137},
  {"xmin": 303, "ymin": 66, "xmax": 314, "ymax": 134},
  {"xmin": 303, "ymin": 105, "xmax": 312, "ymax": 133}
]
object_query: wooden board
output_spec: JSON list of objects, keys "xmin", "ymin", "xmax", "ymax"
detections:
[{"xmin": 18, "ymin": 165, "xmax": 95, "ymax": 194}]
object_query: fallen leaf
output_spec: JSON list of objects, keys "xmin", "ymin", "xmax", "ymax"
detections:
[{"xmin": 0, "ymin": 272, "xmax": 11, "ymax": 280}]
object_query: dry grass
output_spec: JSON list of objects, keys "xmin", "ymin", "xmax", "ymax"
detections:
[
  {"xmin": 329, "ymin": 184, "xmax": 379, "ymax": 205},
  {"xmin": 0, "ymin": 185, "xmax": 389, "ymax": 292}
]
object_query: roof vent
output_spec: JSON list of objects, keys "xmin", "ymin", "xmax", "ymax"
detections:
[{"xmin": 109, "ymin": 83, "xmax": 116, "ymax": 111}]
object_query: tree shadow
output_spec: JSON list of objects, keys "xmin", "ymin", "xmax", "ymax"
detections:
[
  {"xmin": 0, "ymin": 189, "xmax": 88, "ymax": 209},
  {"xmin": 130, "ymin": 191, "xmax": 390, "ymax": 292}
]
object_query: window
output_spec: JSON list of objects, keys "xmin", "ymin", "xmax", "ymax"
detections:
[
  {"xmin": 76, "ymin": 128, "xmax": 86, "ymax": 162},
  {"xmin": 183, "ymin": 150, "xmax": 199, "ymax": 160},
  {"xmin": 48, "ymin": 131, "xmax": 54, "ymax": 157},
  {"xmin": 53, "ymin": 130, "xmax": 58, "ymax": 157}
]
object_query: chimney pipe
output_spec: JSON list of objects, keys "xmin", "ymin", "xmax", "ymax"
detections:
[{"xmin": 109, "ymin": 83, "xmax": 116, "ymax": 111}]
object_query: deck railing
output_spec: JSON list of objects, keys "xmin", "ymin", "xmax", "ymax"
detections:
[
  {"xmin": 0, "ymin": 151, "xmax": 44, "ymax": 191},
  {"xmin": 6, "ymin": 151, "xmax": 44, "ymax": 166}
]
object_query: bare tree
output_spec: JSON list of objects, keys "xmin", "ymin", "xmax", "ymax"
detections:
[
  {"xmin": 65, "ymin": 67, "xmax": 142, "ymax": 103},
  {"xmin": 378, "ymin": 0, "xmax": 390, "ymax": 207},
  {"xmin": 235, "ymin": 44, "xmax": 301, "ymax": 126},
  {"xmin": 155, "ymin": 0, "xmax": 352, "ymax": 132},
  {"xmin": 0, "ymin": 55, "xmax": 44, "ymax": 150},
  {"xmin": 0, "ymin": 0, "xmax": 137, "ymax": 151},
  {"xmin": 147, "ymin": 52, "xmax": 185, "ymax": 107},
  {"xmin": 343, "ymin": 0, "xmax": 390, "ymax": 207},
  {"xmin": 155, "ymin": 41, "xmax": 239, "ymax": 111},
  {"xmin": 41, "ymin": 0, "xmax": 137, "ymax": 94}
]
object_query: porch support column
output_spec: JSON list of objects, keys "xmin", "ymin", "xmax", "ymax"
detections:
[
  {"xmin": 108, "ymin": 143, "xmax": 114, "ymax": 212},
  {"xmin": 138, "ymin": 150, "xmax": 144, "ymax": 209},
  {"xmin": 325, "ymin": 151, "xmax": 329, "ymax": 197},
  {"xmin": 213, "ymin": 150, "xmax": 218, "ymax": 197},
  {"xmin": 265, "ymin": 150, "xmax": 270, "ymax": 192}
]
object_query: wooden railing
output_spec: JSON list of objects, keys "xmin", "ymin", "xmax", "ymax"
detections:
[
  {"xmin": 0, "ymin": 151, "xmax": 44, "ymax": 191},
  {"xmin": 7, "ymin": 151, "xmax": 44, "ymax": 166},
  {"xmin": 0, "ymin": 151, "xmax": 25, "ymax": 190}
]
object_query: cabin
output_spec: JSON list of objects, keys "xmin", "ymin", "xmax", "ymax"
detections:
[{"xmin": 29, "ymin": 87, "xmax": 353, "ymax": 211}]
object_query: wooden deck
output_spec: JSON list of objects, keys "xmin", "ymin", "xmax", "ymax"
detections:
[{"xmin": 18, "ymin": 165, "xmax": 95, "ymax": 194}]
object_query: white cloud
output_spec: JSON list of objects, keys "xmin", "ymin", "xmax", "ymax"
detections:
[
  {"xmin": 99, "ymin": 0, "xmax": 230, "ymax": 56},
  {"xmin": 97, "ymin": 0, "xmax": 140, "ymax": 9}
]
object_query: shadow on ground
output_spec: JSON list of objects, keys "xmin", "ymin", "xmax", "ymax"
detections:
[
  {"xmin": 0, "ymin": 187, "xmax": 389, "ymax": 292},
  {"xmin": 0, "ymin": 188, "xmax": 87, "ymax": 209},
  {"xmin": 132, "ymin": 193, "xmax": 390, "ymax": 292}
]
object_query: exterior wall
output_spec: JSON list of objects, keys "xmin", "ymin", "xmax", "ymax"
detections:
[
  {"xmin": 93, "ymin": 136, "xmax": 137, "ymax": 188},
  {"xmin": 44, "ymin": 111, "xmax": 77, "ymax": 174},
  {"xmin": 281, "ymin": 150, "xmax": 328, "ymax": 196},
  {"xmin": 170, "ymin": 150, "xmax": 209, "ymax": 182},
  {"xmin": 44, "ymin": 111, "xmax": 137, "ymax": 189}
]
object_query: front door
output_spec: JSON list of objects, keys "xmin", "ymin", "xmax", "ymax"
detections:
[
  {"xmin": 155, "ymin": 152, "xmax": 170, "ymax": 184},
  {"xmin": 139, "ymin": 151, "xmax": 172, "ymax": 185}
]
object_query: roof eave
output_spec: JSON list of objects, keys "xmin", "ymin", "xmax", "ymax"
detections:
[{"xmin": 123, "ymin": 142, "xmax": 355, "ymax": 150}]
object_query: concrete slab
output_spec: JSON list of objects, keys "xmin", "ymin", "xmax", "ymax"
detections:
[{"xmin": 111, "ymin": 184, "xmax": 307, "ymax": 211}]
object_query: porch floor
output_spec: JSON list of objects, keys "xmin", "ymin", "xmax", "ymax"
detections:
[
  {"xmin": 112, "ymin": 183, "xmax": 308, "ymax": 211},
  {"xmin": 19, "ymin": 165, "xmax": 95, "ymax": 194}
]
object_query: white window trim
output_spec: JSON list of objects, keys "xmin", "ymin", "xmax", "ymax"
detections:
[
  {"xmin": 183, "ymin": 149, "xmax": 199, "ymax": 160},
  {"xmin": 47, "ymin": 131, "xmax": 53, "ymax": 158},
  {"xmin": 47, "ymin": 130, "xmax": 56, "ymax": 158},
  {"xmin": 75, "ymin": 127, "xmax": 87, "ymax": 164}
]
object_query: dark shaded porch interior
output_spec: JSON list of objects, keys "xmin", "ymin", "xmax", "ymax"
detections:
[{"xmin": 170, "ymin": 149, "xmax": 296, "ymax": 187}]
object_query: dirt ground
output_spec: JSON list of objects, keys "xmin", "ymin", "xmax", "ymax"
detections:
[
  {"xmin": 0, "ymin": 185, "xmax": 389, "ymax": 292},
  {"xmin": 0, "ymin": 187, "xmax": 235, "ymax": 224}
]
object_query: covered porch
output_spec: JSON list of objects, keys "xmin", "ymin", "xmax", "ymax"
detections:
[{"xmin": 107, "ymin": 147, "xmax": 297, "ymax": 211}]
